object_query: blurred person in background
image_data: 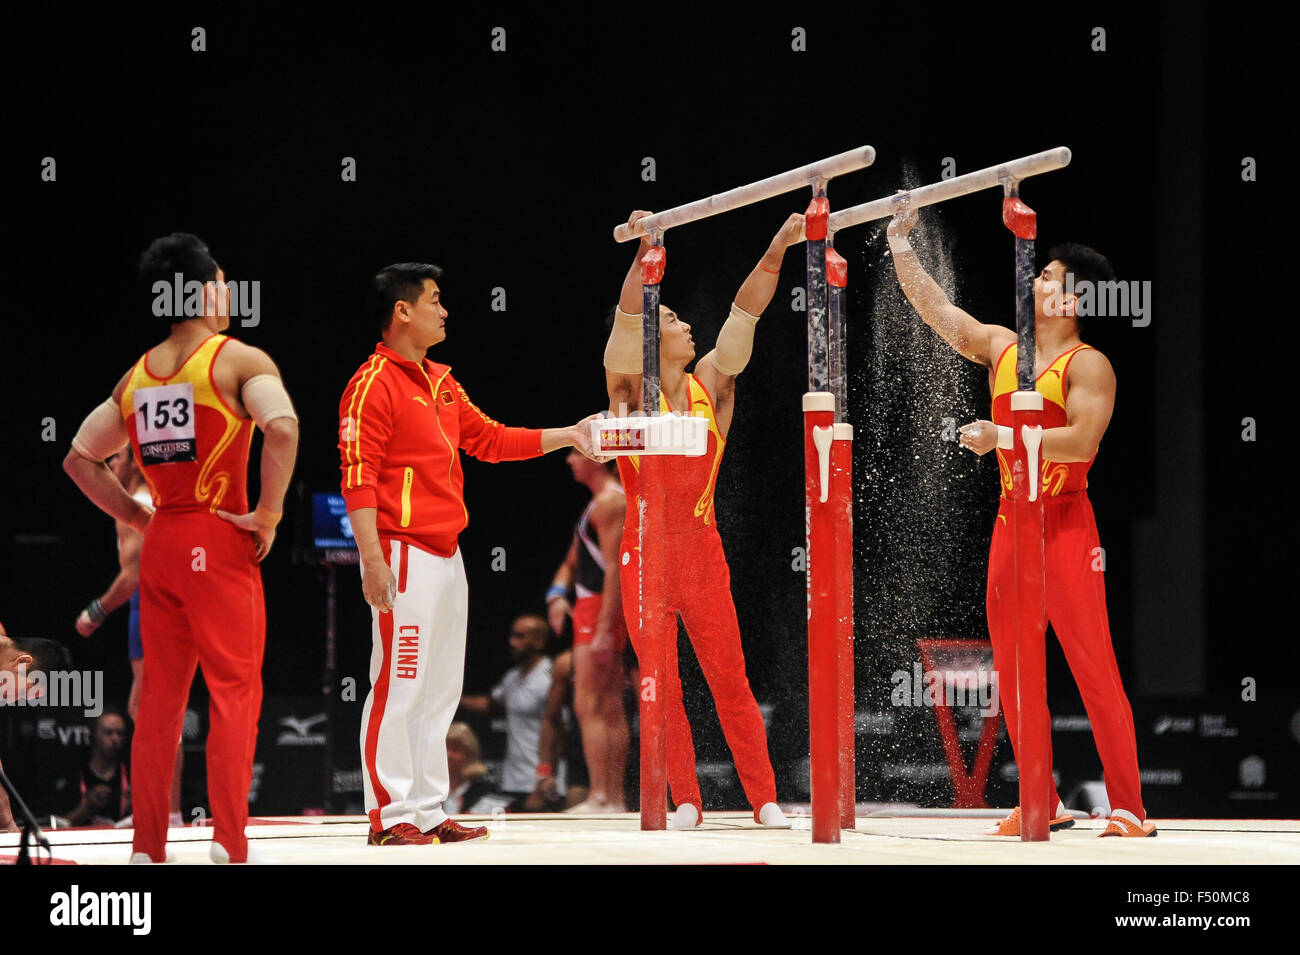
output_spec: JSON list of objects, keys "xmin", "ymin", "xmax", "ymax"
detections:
[
  {"xmin": 545, "ymin": 452, "xmax": 628, "ymax": 813},
  {"xmin": 459, "ymin": 615, "xmax": 552, "ymax": 811},
  {"xmin": 444, "ymin": 722, "xmax": 496, "ymax": 815}
]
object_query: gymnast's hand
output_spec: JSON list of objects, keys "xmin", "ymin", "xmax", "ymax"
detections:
[
  {"xmin": 628, "ymin": 210, "xmax": 655, "ymax": 251},
  {"xmin": 958, "ymin": 419, "xmax": 998, "ymax": 456},
  {"xmin": 218, "ymin": 509, "xmax": 277, "ymax": 561},
  {"xmin": 887, "ymin": 193, "xmax": 918, "ymax": 236},
  {"xmin": 774, "ymin": 212, "xmax": 806, "ymax": 247}
]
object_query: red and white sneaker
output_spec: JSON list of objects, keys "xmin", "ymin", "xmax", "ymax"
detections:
[
  {"xmin": 425, "ymin": 818, "xmax": 489, "ymax": 843},
  {"xmin": 367, "ymin": 823, "xmax": 438, "ymax": 846},
  {"xmin": 1099, "ymin": 816, "xmax": 1158, "ymax": 838},
  {"xmin": 983, "ymin": 806, "xmax": 1076, "ymax": 836}
]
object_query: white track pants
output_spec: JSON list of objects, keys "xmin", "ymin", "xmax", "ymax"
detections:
[{"xmin": 360, "ymin": 540, "xmax": 468, "ymax": 832}]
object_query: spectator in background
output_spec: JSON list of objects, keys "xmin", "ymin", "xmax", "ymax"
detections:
[
  {"xmin": 526, "ymin": 649, "xmax": 592, "ymax": 812},
  {"xmin": 444, "ymin": 722, "xmax": 495, "ymax": 815},
  {"xmin": 459, "ymin": 615, "xmax": 552, "ymax": 811},
  {"xmin": 0, "ymin": 624, "xmax": 72, "ymax": 704},
  {"xmin": 53, "ymin": 709, "xmax": 131, "ymax": 827},
  {"xmin": 0, "ymin": 620, "xmax": 73, "ymax": 832}
]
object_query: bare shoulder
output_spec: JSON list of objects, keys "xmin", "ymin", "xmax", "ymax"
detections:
[
  {"xmin": 592, "ymin": 484, "xmax": 626, "ymax": 524},
  {"xmin": 986, "ymin": 325, "xmax": 1017, "ymax": 364},
  {"xmin": 219, "ymin": 337, "xmax": 281, "ymax": 380},
  {"xmin": 1069, "ymin": 346, "xmax": 1116, "ymax": 385},
  {"xmin": 693, "ymin": 352, "xmax": 734, "ymax": 404}
]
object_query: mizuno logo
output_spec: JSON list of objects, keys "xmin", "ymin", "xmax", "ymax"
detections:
[{"xmin": 281, "ymin": 714, "xmax": 327, "ymax": 736}]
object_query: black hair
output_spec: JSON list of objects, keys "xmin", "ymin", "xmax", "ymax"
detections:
[
  {"xmin": 369, "ymin": 263, "xmax": 444, "ymax": 335},
  {"xmin": 138, "ymin": 233, "xmax": 220, "ymax": 323},
  {"xmin": 1046, "ymin": 243, "xmax": 1114, "ymax": 334},
  {"xmin": 96, "ymin": 705, "xmax": 128, "ymax": 726},
  {"xmin": 10, "ymin": 637, "xmax": 72, "ymax": 674}
]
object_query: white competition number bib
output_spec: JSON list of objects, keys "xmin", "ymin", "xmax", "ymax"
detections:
[{"xmin": 132, "ymin": 383, "xmax": 198, "ymax": 465}]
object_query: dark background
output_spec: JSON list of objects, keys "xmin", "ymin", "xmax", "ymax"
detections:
[{"xmin": 1, "ymin": 4, "xmax": 1289, "ymax": 815}]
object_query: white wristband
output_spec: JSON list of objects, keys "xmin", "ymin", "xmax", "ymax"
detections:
[
  {"xmin": 997, "ymin": 425, "xmax": 1014, "ymax": 450},
  {"xmin": 887, "ymin": 234, "xmax": 913, "ymax": 255}
]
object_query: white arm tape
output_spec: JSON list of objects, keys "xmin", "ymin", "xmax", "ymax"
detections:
[
  {"xmin": 603, "ymin": 307, "xmax": 644, "ymax": 375},
  {"xmin": 710, "ymin": 303, "xmax": 760, "ymax": 377},
  {"xmin": 242, "ymin": 374, "xmax": 298, "ymax": 429},
  {"xmin": 71, "ymin": 398, "xmax": 129, "ymax": 461},
  {"xmin": 997, "ymin": 425, "xmax": 1014, "ymax": 450}
]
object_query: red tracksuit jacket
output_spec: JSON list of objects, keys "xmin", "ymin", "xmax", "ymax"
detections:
[{"xmin": 339, "ymin": 342, "xmax": 544, "ymax": 556}]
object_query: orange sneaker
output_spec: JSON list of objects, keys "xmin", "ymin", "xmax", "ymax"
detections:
[
  {"xmin": 984, "ymin": 806, "xmax": 1076, "ymax": 836},
  {"xmin": 425, "ymin": 818, "xmax": 489, "ymax": 843},
  {"xmin": 368, "ymin": 823, "xmax": 438, "ymax": 846},
  {"xmin": 1099, "ymin": 817, "xmax": 1158, "ymax": 838}
]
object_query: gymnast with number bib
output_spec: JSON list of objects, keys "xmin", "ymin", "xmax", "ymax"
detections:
[{"xmin": 603, "ymin": 209, "xmax": 803, "ymax": 830}]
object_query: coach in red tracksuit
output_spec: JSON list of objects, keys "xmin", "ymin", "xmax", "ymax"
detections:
[{"xmin": 339, "ymin": 262, "xmax": 601, "ymax": 847}]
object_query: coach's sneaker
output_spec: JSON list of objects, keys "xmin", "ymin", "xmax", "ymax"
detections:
[
  {"xmin": 426, "ymin": 818, "xmax": 489, "ymax": 843},
  {"xmin": 1099, "ymin": 813, "xmax": 1158, "ymax": 838},
  {"xmin": 983, "ymin": 804, "xmax": 1075, "ymax": 836},
  {"xmin": 756, "ymin": 803, "xmax": 791, "ymax": 828},
  {"xmin": 210, "ymin": 840, "xmax": 268, "ymax": 863},
  {"xmin": 368, "ymin": 823, "xmax": 438, "ymax": 846},
  {"xmin": 668, "ymin": 804, "xmax": 701, "ymax": 830}
]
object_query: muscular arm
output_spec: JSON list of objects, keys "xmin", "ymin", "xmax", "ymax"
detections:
[
  {"xmin": 224, "ymin": 343, "xmax": 299, "ymax": 518},
  {"xmin": 696, "ymin": 214, "xmax": 806, "ymax": 437},
  {"xmin": 1041, "ymin": 350, "xmax": 1116, "ymax": 463},
  {"xmin": 888, "ymin": 207, "xmax": 1014, "ymax": 366},
  {"xmin": 99, "ymin": 521, "xmax": 143, "ymax": 613},
  {"xmin": 606, "ymin": 211, "xmax": 656, "ymax": 414},
  {"xmin": 547, "ymin": 537, "xmax": 578, "ymax": 635},
  {"xmin": 63, "ymin": 369, "xmax": 153, "ymax": 532}
]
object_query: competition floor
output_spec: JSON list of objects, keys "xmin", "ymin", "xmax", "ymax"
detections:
[{"xmin": 6, "ymin": 809, "xmax": 1299, "ymax": 865}]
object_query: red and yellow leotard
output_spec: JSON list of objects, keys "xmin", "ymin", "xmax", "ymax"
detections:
[
  {"xmin": 120, "ymin": 334, "xmax": 254, "ymax": 514},
  {"xmin": 616, "ymin": 373, "xmax": 725, "ymax": 530},
  {"xmin": 990, "ymin": 342, "xmax": 1094, "ymax": 499}
]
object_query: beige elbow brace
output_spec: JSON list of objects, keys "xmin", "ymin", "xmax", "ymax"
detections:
[
  {"xmin": 603, "ymin": 307, "xmax": 644, "ymax": 375},
  {"xmin": 242, "ymin": 374, "xmax": 298, "ymax": 429},
  {"xmin": 71, "ymin": 398, "xmax": 130, "ymax": 461},
  {"xmin": 710, "ymin": 303, "xmax": 761, "ymax": 376}
]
